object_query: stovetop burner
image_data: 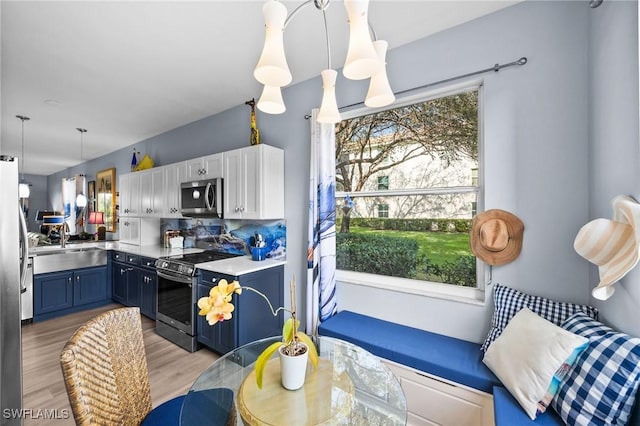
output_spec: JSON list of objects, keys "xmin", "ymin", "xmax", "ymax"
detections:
[{"xmin": 155, "ymin": 250, "xmax": 242, "ymax": 276}]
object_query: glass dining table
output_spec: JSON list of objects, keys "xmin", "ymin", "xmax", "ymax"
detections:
[{"xmin": 179, "ymin": 335, "xmax": 407, "ymax": 425}]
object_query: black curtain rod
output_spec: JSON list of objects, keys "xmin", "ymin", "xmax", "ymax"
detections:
[{"xmin": 305, "ymin": 56, "xmax": 528, "ymax": 119}]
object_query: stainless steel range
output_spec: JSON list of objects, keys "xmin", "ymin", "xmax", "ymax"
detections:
[{"xmin": 155, "ymin": 250, "xmax": 241, "ymax": 352}]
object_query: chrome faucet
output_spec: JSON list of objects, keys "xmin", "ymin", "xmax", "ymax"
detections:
[{"xmin": 60, "ymin": 222, "xmax": 69, "ymax": 248}]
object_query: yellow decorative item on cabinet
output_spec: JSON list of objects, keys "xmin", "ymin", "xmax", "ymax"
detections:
[
  {"xmin": 135, "ymin": 154, "xmax": 154, "ymax": 171},
  {"xmin": 245, "ymin": 98, "xmax": 261, "ymax": 146}
]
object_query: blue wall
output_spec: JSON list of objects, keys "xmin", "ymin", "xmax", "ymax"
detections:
[
  {"xmin": 588, "ymin": 0, "xmax": 640, "ymax": 337},
  {"xmin": 44, "ymin": 1, "xmax": 639, "ymax": 342}
]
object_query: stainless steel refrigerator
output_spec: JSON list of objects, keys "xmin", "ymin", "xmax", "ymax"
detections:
[{"xmin": 1, "ymin": 155, "xmax": 28, "ymax": 425}]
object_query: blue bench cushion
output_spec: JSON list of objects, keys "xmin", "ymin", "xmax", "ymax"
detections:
[
  {"xmin": 493, "ymin": 386, "xmax": 564, "ymax": 426},
  {"xmin": 318, "ymin": 310, "xmax": 501, "ymax": 393}
]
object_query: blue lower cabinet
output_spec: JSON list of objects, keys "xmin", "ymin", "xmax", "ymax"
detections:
[
  {"xmin": 111, "ymin": 252, "xmax": 157, "ymax": 320},
  {"xmin": 196, "ymin": 282, "xmax": 236, "ymax": 354},
  {"xmin": 196, "ymin": 265, "xmax": 284, "ymax": 355},
  {"xmin": 74, "ymin": 267, "xmax": 108, "ymax": 306},
  {"xmin": 34, "ymin": 266, "xmax": 109, "ymax": 321},
  {"xmin": 34, "ymin": 271, "xmax": 74, "ymax": 314},
  {"xmin": 140, "ymin": 270, "xmax": 157, "ymax": 320}
]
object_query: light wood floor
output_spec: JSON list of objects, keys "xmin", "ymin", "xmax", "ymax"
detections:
[{"xmin": 21, "ymin": 303, "xmax": 218, "ymax": 425}]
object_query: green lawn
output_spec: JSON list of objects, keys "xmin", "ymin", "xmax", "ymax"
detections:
[{"xmin": 348, "ymin": 226, "xmax": 473, "ymax": 265}]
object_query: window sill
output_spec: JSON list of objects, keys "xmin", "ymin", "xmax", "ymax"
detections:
[{"xmin": 336, "ymin": 270, "xmax": 487, "ymax": 307}]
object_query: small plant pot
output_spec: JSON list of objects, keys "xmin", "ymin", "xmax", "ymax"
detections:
[{"xmin": 279, "ymin": 343, "xmax": 309, "ymax": 390}]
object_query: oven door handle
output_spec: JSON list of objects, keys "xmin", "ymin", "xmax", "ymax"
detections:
[{"xmin": 157, "ymin": 270, "xmax": 194, "ymax": 284}]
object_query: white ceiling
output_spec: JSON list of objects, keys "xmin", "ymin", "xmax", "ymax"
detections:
[{"xmin": 1, "ymin": 0, "xmax": 519, "ymax": 176}]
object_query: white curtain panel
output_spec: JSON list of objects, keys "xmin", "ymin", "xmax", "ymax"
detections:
[
  {"xmin": 306, "ymin": 109, "xmax": 338, "ymax": 335},
  {"xmin": 61, "ymin": 177, "xmax": 77, "ymax": 235}
]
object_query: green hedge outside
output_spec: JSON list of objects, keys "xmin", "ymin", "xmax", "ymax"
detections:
[
  {"xmin": 336, "ymin": 233, "xmax": 419, "ymax": 279},
  {"xmin": 336, "ymin": 230, "xmax": 477, "ymax": 287}
]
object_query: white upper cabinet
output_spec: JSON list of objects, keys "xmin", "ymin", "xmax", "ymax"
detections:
[
  {"xmin": 223, "ymin": 144, "xmax": 284, "ymax": 220},
  {"xmin": 118, "ymin": 145, "xmax": 283, "ymax": 221},
  {"xmin": 119, "ymin": 217, "xmax": 140, "ymax": 244},
  {"xmin": 119, "ymin": 172, "xmax": 140, "ymax": 216},
  {"xmin": 186, "ymin": 153, "xmax": 223, "ymax": 180},
  {"xmin": 139, "ymin": 166, "xmax": 165, "ymax": 216},
  {"xmin": 164, "ymin": 161, "xmax": 187, "ymax": 217}
]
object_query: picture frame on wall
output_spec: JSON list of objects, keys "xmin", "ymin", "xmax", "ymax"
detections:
[
  {"xmin": 96, "ymin": 168, "xmax": 116, "ymax": 233},
  {"xmin": 88, "ymin": 180, "xmax": 96, "ymax": 213}
]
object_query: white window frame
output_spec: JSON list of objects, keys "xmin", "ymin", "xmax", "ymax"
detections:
[{"xmin": 336, "ymin": 80, "xmax": 487, "ymax": 304}]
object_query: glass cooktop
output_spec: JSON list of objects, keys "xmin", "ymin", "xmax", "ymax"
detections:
[
  {"xmin": 155, "ymin": 250, "xmax": 242, "ymax": 277},
  {"xmin": 166, "ymin": 250, "xmax": 241, "ymax": 265}
]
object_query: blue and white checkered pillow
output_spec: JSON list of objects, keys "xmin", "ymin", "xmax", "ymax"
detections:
[
  {"xmin": 552, "ymin": 312, "xmax": 640, "ymax": 426},
  {"xmin": 481, "ymin": 284, "xmax": 598, "ymax": 352}
]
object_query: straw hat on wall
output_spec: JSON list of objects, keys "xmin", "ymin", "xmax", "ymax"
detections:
[
  {"xmin": 574, "ymin": 195, "xmax": 640, "ymax": 300},
  {"xmin": 470, "ymin": 209, "xmax": 525, "ymax": 266}
]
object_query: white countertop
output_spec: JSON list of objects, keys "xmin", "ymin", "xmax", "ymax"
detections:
[
  {"xmin": 29, "ymin": 241, "xmax": 286, "ymax": 275},
  {"xmin": 196, "ymin": 256, "xmax": 286, "ymax": 276},
  {"xmin": 29, "ymin": 241, "xmax": 202, "ymax": 258}
]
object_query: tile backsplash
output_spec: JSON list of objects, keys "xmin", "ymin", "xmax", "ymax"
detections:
[{"xmin": 160, "ymin": 218, "xmax": 286, "ymax": 260}]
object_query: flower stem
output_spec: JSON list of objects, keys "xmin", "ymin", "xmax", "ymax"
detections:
[{"xmin": 242, "ymin": 287, "xmax": 293, "ymax": 318}]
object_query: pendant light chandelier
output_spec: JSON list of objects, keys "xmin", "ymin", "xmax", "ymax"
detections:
[
  {"xmin": 75, "ymin": 128, "xmax": 88, "ymax": 208},
  {"xmin": 16, "ymin": 115, "xmax": 31, "ymax": 199},
  {"xmin": 254, "ymin": 0, "xmax": 395, "ymax": 124}
]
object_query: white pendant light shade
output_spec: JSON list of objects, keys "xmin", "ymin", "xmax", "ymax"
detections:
[
  {"xmin": 257, "ymin": 85, "xmax": 286, "ymax": 114},
  {"xmin": 365, "ymin": 40, "xmax": 395, "ymax": 108},
  {"xmin": 343, "ymin": 0, "xmax": 381, "ymax": 81},
  {"xmin": 19, "ymin": 183, "xmax": 30, "ymax": 199},
  {"xmin": 76, "ymin": 193, "xmax": 87, "ymax": 208},
  {"xmin": 254, "ymin": 0, "xmax": 292, "ymax": 87},
  {"xmin": 317, "ymin": 69, "xmax": 341, "ymax": 124}
]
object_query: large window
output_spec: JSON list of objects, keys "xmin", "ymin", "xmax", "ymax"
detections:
[{"xmin": 335, "ymin": 86, "xmax": 481, "ymax": 292}]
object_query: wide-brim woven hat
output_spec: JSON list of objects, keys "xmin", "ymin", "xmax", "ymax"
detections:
[
  {"xmin": 470, "ymin": 209, "xmax": 525, "ymax": 266},
  {"xmin": 574, "ymin": 195, "xmax": 640, "ymax": 300}
]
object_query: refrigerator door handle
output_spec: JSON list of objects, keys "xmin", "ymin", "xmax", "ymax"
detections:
[{"xmin": 18, "ymin": 203, "xmax": 28, "ymax": 294}]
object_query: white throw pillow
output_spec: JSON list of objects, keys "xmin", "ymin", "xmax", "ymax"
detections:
[{"xmin": 482, "ymin": 307, "xmax": 588, "ymax": 420}]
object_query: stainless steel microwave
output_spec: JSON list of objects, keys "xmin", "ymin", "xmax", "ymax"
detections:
[{"xmin": 180, "ymin": 177, "xmax": 223, "ymax": 217}]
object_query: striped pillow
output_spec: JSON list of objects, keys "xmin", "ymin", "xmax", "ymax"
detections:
[
  {"xmin": 481, "ymin": 284, "xmax": 598, "ymax": 353},
  {"xmin": 552, "ymin": 312, "xmax": 640, "ymax": 425}
]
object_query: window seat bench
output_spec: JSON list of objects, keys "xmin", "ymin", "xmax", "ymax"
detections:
[{"xmin": 318, "ymin": 310, "xmax": 564, "ymax": 425}]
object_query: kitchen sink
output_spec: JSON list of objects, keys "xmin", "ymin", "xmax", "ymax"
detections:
[
  {"xmin": 33, "ymin": 247, "xmax": 107, "ymax": 274},
  {"xmin": 34, "ymin": 245, "xmax": 100, "ymax": 254}
]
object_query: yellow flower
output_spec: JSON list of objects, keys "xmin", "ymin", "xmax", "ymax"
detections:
[
  {"xmin": 205, "ymin": 300, "xmax": 234, "ymax": 326},
  {"xmin": 197, "ymin": 279, "xmax": 241, "ymax": 326}
]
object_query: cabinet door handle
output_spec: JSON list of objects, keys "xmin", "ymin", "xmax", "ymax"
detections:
[
  {"xmin": 76, "ymin": 275, "xmax": 80, "ymax": 281},
  {"xmin": 211, "ymin": 277, "xmax": 217, "ymax": 283},
  {"xmin": 68, "ymin": 277, "xmax": 72, "ymax": 283}
]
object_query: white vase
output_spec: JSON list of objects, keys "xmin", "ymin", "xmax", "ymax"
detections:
[{"xmin": 279, "ymin": 343, "xmax": 309, "ymax": 390}]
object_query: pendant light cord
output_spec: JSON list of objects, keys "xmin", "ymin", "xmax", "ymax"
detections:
[
  {"xmin": 77, "ymin": 128, "xmax": 87, "ymax": 171},
  {"xmin": 16, "ymin": 115, "xmax": 30, "ymax": 181}
]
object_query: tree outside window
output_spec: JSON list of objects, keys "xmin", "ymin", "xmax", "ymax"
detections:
[{"xmin": 335, "ymin": 86, "xmax": 480, "ymax": 288}]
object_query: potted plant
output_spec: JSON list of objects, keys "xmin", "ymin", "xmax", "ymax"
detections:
[{"xmin": 197, "ymin": 276, "xmax": 318, "ymax": 390}]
